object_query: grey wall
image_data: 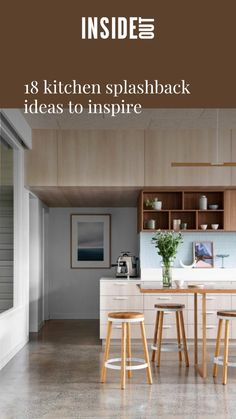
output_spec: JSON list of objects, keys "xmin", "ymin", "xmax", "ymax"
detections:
[{"xmin": 48, "ymin": 207, "xmax": 138, "ymax": 319}]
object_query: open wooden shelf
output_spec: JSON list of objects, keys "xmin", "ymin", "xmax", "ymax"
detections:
[{"xmin": 138, "ymin": 189, "xmax": 236, "ymax": 232}]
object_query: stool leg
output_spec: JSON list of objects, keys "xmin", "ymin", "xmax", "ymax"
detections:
[
  {"xmin": 140, "ymin": 321, "xmax": 152, "ymax": 384},
  {"xmin": 222, "ymin": 320, "xmax": 230, "ymax": 385},
  {"xmin": 151, "ymin": 311, "xmax": 160, "ymax": 362},
  {"xmin": 101, "ymin": 321, "xmax": 112, "ymax": 383},
  {"xmin": 156, "ymin": 311, "xmax": 164, "ymax": 367},
  {"xmin": 213, "ymin": 318, "xmax": 223, "ymax": 378},
  {"xmin": 121, "ymin": 322, "xmax": 127, "ymax": 390},
  {"xmin": 176, "ymin": 311, "xmax": 182, "ymax": 362},
  {"xmin": 179, "ymin": 310, "xmax": 189, "ymax": 367},
  {"xmin": 127, "ymin": 322, "xmax": 132, "ymax": 379}
]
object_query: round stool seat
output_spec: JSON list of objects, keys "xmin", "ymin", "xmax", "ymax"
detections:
[
  {"xmin": 101, "ymin": 311, "xmax": 152, "ymax": 389},
  {"xmin": 155, "ymin": 303, "xmax": 185, "ymax": 310},
  {"xmin": 108, "ymin": 311, "xmax": 144, "ymax": 320},
  {"xmin": 217, "ymin": 310, "xmax": 236, "ymax": 318}
]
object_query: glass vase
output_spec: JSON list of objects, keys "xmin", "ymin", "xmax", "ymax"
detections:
[{"xmin": 162, "ymin": 262, "xmax": 173, "ymax": 288}]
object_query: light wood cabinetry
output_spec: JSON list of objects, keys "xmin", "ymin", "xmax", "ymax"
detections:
[
  {"xmin": 25, "ymin": 128, "xmax": 236, "ymax": 190},
  {"xmin": 100, "ymin": 295, "xmax": 143, "ymax": 311},
  {"xmin": 144, "ymin": 129, "xmax": 232, "ymax": 186},
  {"xmin": 139, "ymin": 189, "xmax": 233, "ymax": 232},
  {"xmin": 57, "ymin": 130, "xmax": 144, "ymax": 186},
  {"xmin": 25, "ymin": 130, "xmax": 58, "ymax": 186},
  {"xmin": 224, "ymin": 190, "xmax": 236, "ymax": 231},
  {"xmin": 187, "ymin": 294, "xmax": 232, "ymax": 339},
  {"xmin": 230, "ymin": 129, "xmax": 236, "ymax": 186},
  {"xmin": 100, "ymin": 280, "xmax": 234, "ymax": 341},
  {"xmin": 100, "ymin": 281, "xmax": 141, "ymax": 296},
  {"xmin": 100, "ymin": 280, "xmax": 143, "ymax": 340},
  {"xmin": 144, "ymin": 294, "xmax": 188, "ymax": 341}
]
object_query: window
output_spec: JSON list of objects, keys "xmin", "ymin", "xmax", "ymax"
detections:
[{"xmin": 0, "ymin": 136, "xmax": 14, "ymax": 312}]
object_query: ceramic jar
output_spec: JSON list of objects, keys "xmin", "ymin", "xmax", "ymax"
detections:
[
  {"xmin": 173, "ymin": 219, "xmax": 181, "ymax": 231},
  {"xmin": 146, "ymin": 219, "xmax": 156, "ymax": 229},
  {"xmin": 199, "ymin": 195, "xmax": 207, "ymax": 210},
  {"xmin": 153, "ymin": 198, "xmax": 162, "ymax": 210}
]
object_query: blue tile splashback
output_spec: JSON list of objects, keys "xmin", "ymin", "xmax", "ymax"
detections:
[{"xmin": 140, "ymin": 232, "xmax": 236, "ymax": 269}]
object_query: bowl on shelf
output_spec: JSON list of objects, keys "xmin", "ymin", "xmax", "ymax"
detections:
[
  {"xmin": 200, "ymin": 224, "xmax": 208, "ymax": 230},
  {"xmin": 211, "ymin": 224, "xmax": 219, "ymax": 230},
  {"xmin": 208, "ymin": 204, "xmax": 219, "ymax": 210}
]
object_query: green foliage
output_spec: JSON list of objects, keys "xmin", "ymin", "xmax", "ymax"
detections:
[
  {"xmin": 145, "ymin": 197, "xmax": 159, "ymax": 208},
  {"xmin": 152, "ymin": 231, "xmax": 183, "ymax": 266}
]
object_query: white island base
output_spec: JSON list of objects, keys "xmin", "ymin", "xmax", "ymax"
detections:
[{"xmin": 100, "ymin": 270, "xmax": 236, "ymax": 343}]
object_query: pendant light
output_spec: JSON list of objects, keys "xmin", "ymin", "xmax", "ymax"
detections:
[{"xmin": 171, "ymin": 109, "xmax": 236, "ymax": 167}]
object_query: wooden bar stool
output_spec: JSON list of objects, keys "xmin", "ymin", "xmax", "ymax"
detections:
[
  {"xmin": 101, "ymin": 311, "xmax": 152, "ymax": 389},
  {"xmin": 213, "ymin": 310, "xmax": 236, "ymax": 385},
  {"xmin": 151, "ymin": 303, "xmax": 189, "ymax": 367}
]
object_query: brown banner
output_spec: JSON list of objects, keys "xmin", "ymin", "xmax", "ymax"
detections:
[{"xmin": 1, "ymin": 0, "xmax": 236, "ymax": 108}]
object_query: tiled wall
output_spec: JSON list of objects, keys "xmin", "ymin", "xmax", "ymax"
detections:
[{"xmin": 140, "ymin": 232, "xmax": 236, "ymax": 269}]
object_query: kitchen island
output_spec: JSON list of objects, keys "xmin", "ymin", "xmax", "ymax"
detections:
[
  {"xmin": 138, "ymin": 282, "xmax": 236, "ymax": 378},
  {"xmin": 100, "ymin": 275, "xmax": 236, "ymax": 378}
]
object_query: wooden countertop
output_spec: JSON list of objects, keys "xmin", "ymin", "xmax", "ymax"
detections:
[{"xmin": 137, "ymin": 283, "xmax": 236, "ymax": 294}]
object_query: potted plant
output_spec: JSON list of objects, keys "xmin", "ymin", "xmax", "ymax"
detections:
[
  {"xmin": 144, "ymin": 197, "xmax": 162, "ymax": 210},
  {"xmin": 152, "ymin": 231, "xmax": 183, "ymax": 287}
]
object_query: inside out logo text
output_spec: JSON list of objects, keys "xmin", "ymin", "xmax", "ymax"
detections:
[{"xmin": 81, "ymin": 17, "xmax": 155, "ymax": 40}]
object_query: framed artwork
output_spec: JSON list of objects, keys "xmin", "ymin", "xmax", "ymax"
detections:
[
  {"xmin": 193, "ymin": 241, "xmax": 214, "ymax": 268},
  {"xmin": 71, "ymin": 214, "xmax": 111, "ymax": 268}
]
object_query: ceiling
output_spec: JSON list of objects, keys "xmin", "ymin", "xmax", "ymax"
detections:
[
  {"xmin": 29, "ymin": 187, "xmax": 141, "ymax": 207},
  {"xmin": 29, "ymin": 186, "xmax": 231, "ymax": 208},
  {"xmin": 22, "ymin": 108, "xmax": 236, "ymax": 130}
]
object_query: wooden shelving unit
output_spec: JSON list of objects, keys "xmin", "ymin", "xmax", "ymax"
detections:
[{"xmin": 138, "ymin": 189, "xmax": 234, "ymax": 232}]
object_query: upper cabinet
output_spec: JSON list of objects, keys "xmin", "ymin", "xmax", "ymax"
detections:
[
  {"xmin": 25, "ymin": 128, "xmax": 236, "ymax": 189},
  {"xmin": 25, "ymin": 130, "xmax": 58, "ymax": 186},
  {"xmin": 57, "ymin": 130, "xmax": 144, "ymax": 187},
  {"xmin": 231, "ymin": 129, "xmax": 236, "ymax": 186},
  {"xmin": 224, "ymin": 189, "xmax": 236, "ymax": 231},
  {"xmin": 144, "ymin": 129, "xmax": 232, "ymax": 187}
]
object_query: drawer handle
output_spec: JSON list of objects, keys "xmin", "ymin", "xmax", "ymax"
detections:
[
  {"xmin": 113, "ymin": 325, "xmax": 122, "ymax": 329},
  {"xmin": 206, "ymin": 326, "xmax": 216, "ymax": 329},
  {"xmin": 114, "ymin": 283, "xmax": 128, "ymax": 286},
  {"xmin": 163, "ymin": 326, "xmax": 172, "ymax": 329},
  {"xmin": 113, "ymin": 297, "xmax": 129, "ymax": 300},
  {"xmin": 158, "ymin": 297, "xmax": 172, "ymax": 300},
  {"xmin": 206, "ymin": 297, "xmax": 216, "ymax": 301},
  {"xmin": 206, "ymin": 312, "xmax": 215, "ymax": 315}
]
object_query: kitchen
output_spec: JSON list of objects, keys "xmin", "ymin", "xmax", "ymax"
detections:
[{"xmin": 1, "ymin": 108, "xmax": 236, "ymax": 417}]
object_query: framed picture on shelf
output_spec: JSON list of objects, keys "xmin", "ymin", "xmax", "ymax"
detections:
[
  {"xmin": 71, "ymin": 214, "xmax": 111, "ymax": 268},
  {"xmin": 193, "ymin": 241, "xmax": 214, "ymax": 268}
]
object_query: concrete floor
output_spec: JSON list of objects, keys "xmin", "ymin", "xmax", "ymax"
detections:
[{"xmin": 0, "ymin": 320, "xmax": 236, "ymax": 419}]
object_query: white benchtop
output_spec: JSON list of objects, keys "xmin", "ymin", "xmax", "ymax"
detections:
[
  {"xmin": 100, "ymin": 277, "xmax": 142, "ymax": 282},
  {"xmin": 100, "ymin": 268, "xmax": 236, "ymax": 282},
  {"xmin": 141, "ymin": 268, "xmax": 236, "ymax": 282}
]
